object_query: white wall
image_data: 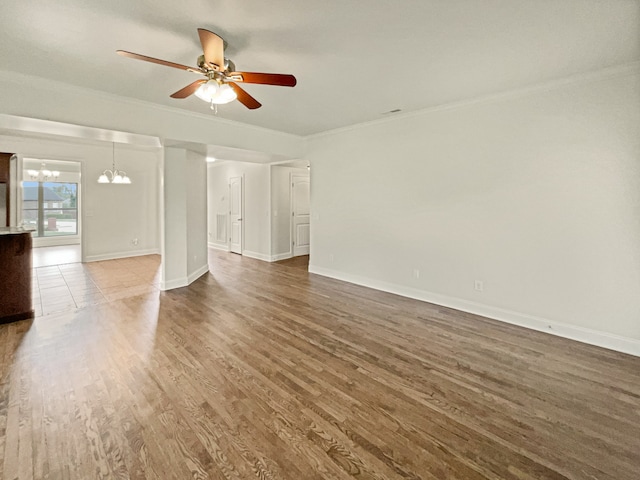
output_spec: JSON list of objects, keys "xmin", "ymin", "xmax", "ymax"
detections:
[
  {"xmin": 306, "ymin": 69, "xmax": 640, "ymax": 355},
  {"xmin": 207, "ymin": 161, "xmax": 270, "ymax": 260},
  {"xmin": 161, "ymin": 147, "xmax": 188, "ymax": 289},
  {"xmin": 0, "ymin": 134, "xmax": 161, "ymax": 261},
  {"xmin": 161, "ymin": 147, "xmax": 209, "ymax": 290},
  {"xmin": 186, "ymin": 150, "xmax": 208, "ymax": 278}
]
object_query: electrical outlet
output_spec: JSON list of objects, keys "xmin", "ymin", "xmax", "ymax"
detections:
[
  {"xmin": 329, "ymin": 254, "xmax": 334, "ymax": 264},
  {"xmin": 474, "ymin": 280, "xmax": 484, "ymax": 292},
  {"xmin": 413, "ymin": 269, "xmax": 420, "ymax": 279},
  {"xmin": 131, "ymin": 238, "xmax": 139, "ymax": 246}
]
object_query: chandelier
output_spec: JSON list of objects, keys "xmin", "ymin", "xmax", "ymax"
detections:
[
  {"xmin": 97, "ymin": 143, "xmax": 131, "ymax": 184},
  {"xmin": 27, "ymin": 162, "xmax": 60, "ymax": 181}
]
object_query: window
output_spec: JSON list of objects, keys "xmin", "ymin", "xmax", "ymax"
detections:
[{"xmin": 22, "ymin": 182, "xmax": 78, "ymax": 237}]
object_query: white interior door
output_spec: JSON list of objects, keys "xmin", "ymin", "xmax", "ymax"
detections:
[
  {"xmin": 291, "ymin": 173, "xmax": 310, "ymax": 257},
  {"xmin": 229, "ymin": 176, "xmax": 243, "ymax": 254}
]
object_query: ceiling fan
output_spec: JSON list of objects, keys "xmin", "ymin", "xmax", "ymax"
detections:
[{"xmin": 116, "ymin": 28, "xmax": 297, "ymax": 110}]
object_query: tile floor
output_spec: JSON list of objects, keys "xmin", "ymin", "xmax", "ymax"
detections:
[
  {"xmin": 32, "ymin": 255, "xmax": 161, "ymax": 317},
  {"xmin": 32, "ymin": 244, "xmax": 82, "ymax": 268}
]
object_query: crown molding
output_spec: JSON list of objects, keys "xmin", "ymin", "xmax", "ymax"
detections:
[
  {"xmin": 0, "ymin": 69, "xmax": 303, "ymax": 141},
  {"xmin": 307, "ymin": 61, "xmax": 640, "ymax": 141}
]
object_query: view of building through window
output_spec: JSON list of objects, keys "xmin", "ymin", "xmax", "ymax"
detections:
[{"xmin": 22, "ymin": 182, "xmax": 78, "ymax": 237}]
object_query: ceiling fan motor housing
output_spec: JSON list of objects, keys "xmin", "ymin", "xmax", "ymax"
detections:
[{"xmin": 197, "ymin": 53, "xmax": 235, "ymax": 75}]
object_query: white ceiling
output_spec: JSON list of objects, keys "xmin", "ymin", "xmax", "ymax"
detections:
[{"xmin": 1, "ymin": 0, "xmax": 638, "ymax": 136}]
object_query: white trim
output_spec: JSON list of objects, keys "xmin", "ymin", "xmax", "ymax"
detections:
[
  {"xmin": 267, "ymin": 166, "xmax": 272, "ymax": 262},
  {"xmin": 243, "ymin": 250, "xmax": 271, "ymax": 262},
  {"xmin": 228, "ymin": 174, "xmax": 244, "ymax": 255},
  {"xmin": 271, "ymin": 252, "xmax": 293, "ymax": 262},
  {"xmin": 0, "ymin": 113, "xmax": 162, "ymax": 148},
  {"xmin": 208, "ymin": 242, "xmax": 230, "ymax": 252},
  {"xmin": 160, "ymin": 265, "xmax": 209, "ymax": 291},
  {"xmin": 160, "ymin": 277, "xmax": 188, "ymax": 291},
  {"xmin": 80, "ymin": 157, "xmax": 87, "ymax": 263},
  {"xmin": 290, "ymin": 172, "xmax": 310, "ymax": 257},
  {"xmin": 307, "ymin": 61, "xmax": 640, "ymax": 140},
  {"xmin": 84, "ymin": 248, "xmax": 160, "ymax": 263},
  {"xmin": 1, "ymin": 62, "xmax": 637, "ymax": 141},
  {"xmin": 209, "ymin": 246, "xmax": 291, "ymax": 263},
  {"xmin": 187, "ymin": 263, "xmax": 209, "ymax": 284},
  {"xmin": 32, "ymin": 236, "xmax": 81, "ymax": 247},
  {"xmin": 159, "ymin": 147, "xmax": 167, "ymax": 290},
  {"xmin": 308, "ymin": 265, "xmax": 640, "ymax": 358}
]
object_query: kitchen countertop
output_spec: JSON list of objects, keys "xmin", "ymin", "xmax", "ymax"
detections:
[{"xmin": 0, "ymin": 226, "xmax": 35, "ymax": 236}]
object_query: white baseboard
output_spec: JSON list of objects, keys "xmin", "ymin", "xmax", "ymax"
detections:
[
  {"xmin": 308, "ymin": 265, "xmax": 640, "ymax": 358},
  {"xmin": 161, "ymin": 264, "xmax": 209, "ymax": 291},
  {"xmin": 84, "ymin": 248, "xmax": 160, "ymax": 263},
  {"xmin": 209, "ymin": 245, "xmax": 292, "ymax": 263},
  {"xmin": 271, "ymin": 252, "xmax": 293, "ymax": 262},
  {"xmin": 33, "ymin": 236, "xmax": 81, "ymax": 248},
  {"xmin": 187, "ymin": 264, "xmax": 209, "ymax": 284},
  {"xmin": 243, "ymin": 250, "xmax": 272, "ymax": 262},
  {"xmin": 160, "ymin": 277, "xmax": 188, "ymax": 291},
  {"xmin": 243, "ymin": 251, "xmax": 295, "ymax": 262},
  {"xmin": 208, "ymin": 242, "xmax": 229, "ymax": 252}
]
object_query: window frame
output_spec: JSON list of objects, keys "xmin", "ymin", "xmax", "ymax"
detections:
[{"xmin": 22, "ymin": 181, "xmax": 79, "ymax": 238}]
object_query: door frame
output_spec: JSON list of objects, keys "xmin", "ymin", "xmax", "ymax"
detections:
[
  {"xmin": 290, "ymin": 172, "xmax": 310, "ymax": 257},
  {"xmin": 228, "ymin": 175, "xmax": 244, "ymax": 254}
]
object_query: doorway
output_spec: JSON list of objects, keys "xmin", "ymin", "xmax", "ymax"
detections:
[{"xmin": 21, "ymin": 158, "xmax": 83, "ymax": 266}]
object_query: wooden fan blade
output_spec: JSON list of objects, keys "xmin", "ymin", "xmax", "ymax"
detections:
[
  {"xmin": 197, "ymin": 28, "xmax": 225, "ymax": 70},
  {"xmin": 116, "ymin": 50, "xmax": 199, "ymax": 73},
  {"xmin": 170, "ymin": 80, "xmax": 207, "ymax": 99},
  {"xmin": 229, "ymin": 71, "xmax": 297, "ymax": 87},
  {"xmin": 229, "ymin": 83, "xmax": 262, "ymax": 109}
]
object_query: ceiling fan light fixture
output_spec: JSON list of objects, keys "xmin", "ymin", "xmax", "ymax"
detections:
[
  {"xmin": 195, "ymin": 80, "xmax": 237, "ymax": 105},
  {"xmin": 195, "ymin": 80, "xmax": 219, "ymax": 102},
  {"xmin": 213, "ymin": 83, "xmax": 237, "ymax": 104}
]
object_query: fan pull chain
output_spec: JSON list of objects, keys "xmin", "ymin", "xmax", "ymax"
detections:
[{"xmin": 210, "ymin": 101, "xmax": 218, "ymax": 114}]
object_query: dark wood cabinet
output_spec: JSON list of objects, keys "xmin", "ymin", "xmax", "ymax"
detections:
[{"xmin": 0, "ymin": 229, "xmax": 34, "ymax": 323}]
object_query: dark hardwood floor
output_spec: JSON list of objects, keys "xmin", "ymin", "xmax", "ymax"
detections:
[{"xmin": 1, "ymin": 250, "xmax": 639, "ymax": 479}]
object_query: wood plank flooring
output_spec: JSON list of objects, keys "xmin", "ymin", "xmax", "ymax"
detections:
[{"xmin": 1, "ymin": 250, "xmax": 639, "ymax": 479}]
